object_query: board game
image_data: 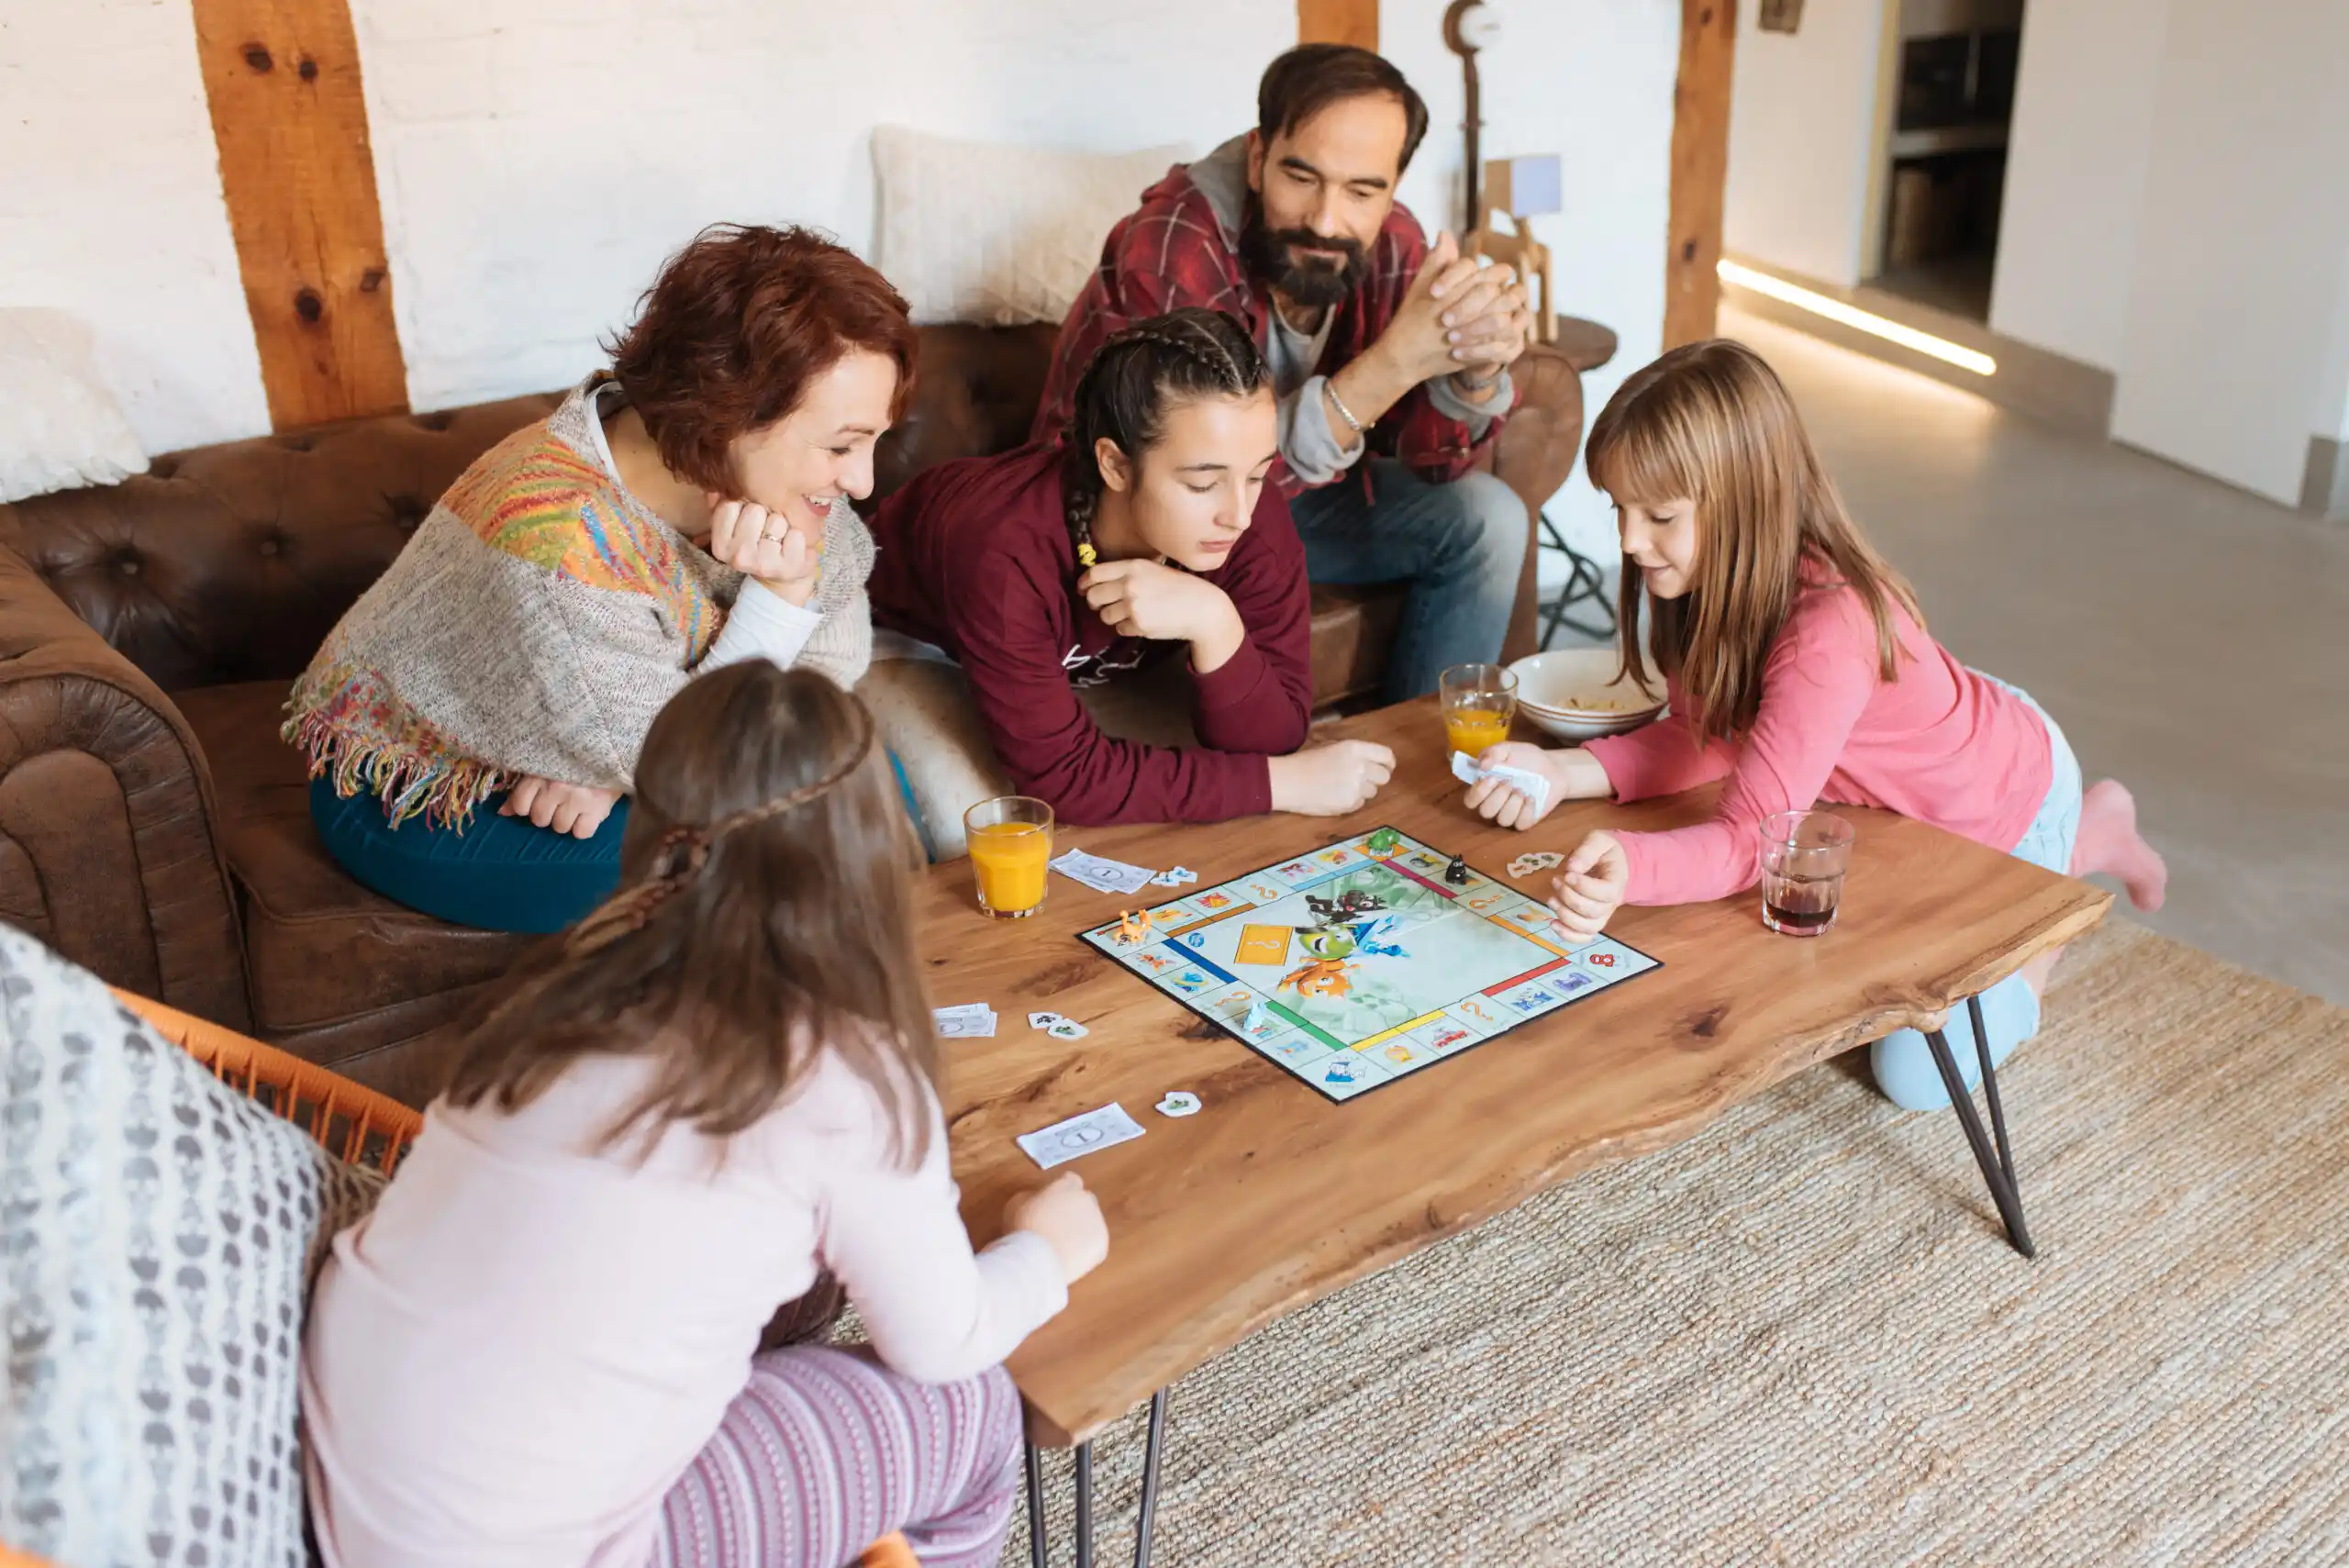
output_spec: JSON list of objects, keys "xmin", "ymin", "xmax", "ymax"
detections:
[{"xmin": 1079, "ymin": 827, "xmax": 1662, "ymax": 1103}]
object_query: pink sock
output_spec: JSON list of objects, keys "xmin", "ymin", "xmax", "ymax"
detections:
[{"xmin": 2070, "ymin": 779, "xmax": 2167, "ymax": 912}]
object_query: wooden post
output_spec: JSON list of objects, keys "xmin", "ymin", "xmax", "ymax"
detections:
[
  {"xmin": 1298, "ymin": 0, "xmax": 1378, "ymax": 50},
  {"xmin": 1664, "ymin": 0, "xmax": 1738, "ymax": 348},
  {"xmin": 193, "ymin": 0, "xmax": 407, "ymax": 429}
]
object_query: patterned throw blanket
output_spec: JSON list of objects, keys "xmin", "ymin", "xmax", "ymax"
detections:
[{"xmin": 284, "ymin": 378, "xmax": 874, "ymax": 828}]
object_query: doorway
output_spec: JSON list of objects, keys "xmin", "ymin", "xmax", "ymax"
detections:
[{"xmin": 1867, "ymin": 0, "xmax": 2022, "ymax": 321}]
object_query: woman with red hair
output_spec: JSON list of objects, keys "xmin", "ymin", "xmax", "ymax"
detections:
[{"xmin": 286, "ymin": 224, "xmax": 918, "ymax": 933}]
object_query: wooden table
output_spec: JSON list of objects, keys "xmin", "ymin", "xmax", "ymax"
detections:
[{"xmin": 921, "ymin": 698, "xmax": 2109, "ymax": 1566}]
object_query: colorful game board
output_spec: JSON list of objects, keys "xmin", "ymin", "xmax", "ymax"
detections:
[{"xmin": 1079, "ymin": 828, "xmax": 1662, "ymax": 1103}]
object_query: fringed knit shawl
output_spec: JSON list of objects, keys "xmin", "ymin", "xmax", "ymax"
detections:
[{"xmin": 285, "ymin": 379, "xmax": 875, "ymax": 829}]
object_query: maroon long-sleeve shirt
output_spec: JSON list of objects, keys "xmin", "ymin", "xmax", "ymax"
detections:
[{"xmin": 867, "ymin": 443, "xmax": 1314, "ymax": 826}]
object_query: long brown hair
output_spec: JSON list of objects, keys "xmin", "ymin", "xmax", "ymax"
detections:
[
  {"xmin": 444, "ymin": 662, "xmax": 936, "ymax": 1163},
  {"xmin": 1584, "ymin": 338, "xmax": 1923, "ymax": 743}
]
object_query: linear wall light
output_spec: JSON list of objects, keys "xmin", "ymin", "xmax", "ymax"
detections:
[{"xmin": 1717, "ymin": 260, "xmax": 1998, "ymax": 376}]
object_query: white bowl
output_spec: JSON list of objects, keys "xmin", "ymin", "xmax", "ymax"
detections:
[
  {"xmin": 1521, "ymin": 706, "xmax": 1655, "ymax": 742},
  {"xmin": 1506, "ymin": 650, "xmax": 1664, "ymax": 741}
]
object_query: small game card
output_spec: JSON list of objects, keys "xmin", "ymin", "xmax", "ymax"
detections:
[
  {"xmin": 1017, "ymin": 1104, "xmax": 1145, "ymax": 1169},
  {"xmin": 1050, "ymin": 849, "xmax": 1157, "ymax": 895},
  {"xmin": 932, "ymin": 1003, "xmax": 996, "ymax": 1038},
  {"xmin": 1452, "ymin": 751, "xmax": 1552, "ymax": 816},
  {"xmin": 1234, "ymin": 923, "xmax": 1293, "ymax": 965}
]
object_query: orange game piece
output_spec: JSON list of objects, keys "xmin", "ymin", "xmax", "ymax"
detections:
[{"xmin": 1278, "ymin": 958, "xmax": 1356, "ymax": 998}]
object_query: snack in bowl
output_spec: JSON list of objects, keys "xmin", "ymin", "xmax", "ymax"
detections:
[{"xmin": 1506, "ymin": 649, "xmax": 1664, "ymax": 741}]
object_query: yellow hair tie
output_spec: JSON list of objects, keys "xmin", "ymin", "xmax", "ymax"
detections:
[{"xmin": 1076, "ymin": 541, "xmax": 1098, "ymax": 568}]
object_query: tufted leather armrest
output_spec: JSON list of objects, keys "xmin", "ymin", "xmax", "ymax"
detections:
[
  {"xmin": 0, "ymin": 395, "xmax": 562, "ymax": 693},
  {"xmin": 0, "ymin": 543, "xmax": 250, "ymax": 1026}
]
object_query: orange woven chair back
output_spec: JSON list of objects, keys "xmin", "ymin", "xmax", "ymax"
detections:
[{"xmin": 111, "ymin": 990, "xmax": 422, "ymax": 1175}]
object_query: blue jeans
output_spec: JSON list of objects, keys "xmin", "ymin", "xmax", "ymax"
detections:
[
  {"xmin": 1287, "ymin": 459, "xmax": 1530, "ymax": 702},
  {"xmin": 311, "ymin": 753, "xmax": 933, "ymax": 934},
  {"xmin": 1869, "ymin": 683, "xmax": 2085, "ymax": 1110}
]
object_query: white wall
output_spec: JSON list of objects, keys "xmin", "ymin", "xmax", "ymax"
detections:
[
  {"xmin": 0, "ymin": 0, "xmax": 1284, "ymax": 450},
  {"xmin": 1383, "ymin": 0, "xmax": 1680, "ymax": 560},
  {"xmin": 353, "ymin": 0, "xmax": 1286, "ymax": 414},
  {"xmin": 3, "ymin": 0, "xmax": 1680, "ymax": 539},
  {"xmin": 1721, "ymin": 0, "xmax": 1887, "ymax": 287},
  {"xmin": 2109, "ymin": 0, "xmax": 2349, "ymax": 506},
  {"xmin": 1986, "ymin": 0, "xmax": 2167, "ymax": 373},
  {"xmin": 0, "ymin": 0, "xmax": 268, "ymax": 454}
]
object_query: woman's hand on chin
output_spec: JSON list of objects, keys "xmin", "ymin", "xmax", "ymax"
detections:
[
  {"xmin": 707, "ymin": 496, "xmax": 822, "ymax": 607},
  {"xmin": 500, "ymin": 777, "xmax": 620, "ymax": 840}
]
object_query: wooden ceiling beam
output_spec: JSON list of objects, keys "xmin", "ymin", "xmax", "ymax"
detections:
[
  {"xmin": 1298, "ymin": 0, "xmax": 1378, "ymax": 51},
  {"xmin": 193, "ymin": 0, "xmax": 407, "ymax": 429},
  {"xmin": 1665, "ymin": 0, "xmax": 1739, "ymax": 347}
]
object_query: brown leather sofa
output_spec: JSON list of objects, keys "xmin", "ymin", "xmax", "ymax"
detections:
[{"xmin": 0, "ymin": 324, "xmax": 1591, "ymax": 1106}]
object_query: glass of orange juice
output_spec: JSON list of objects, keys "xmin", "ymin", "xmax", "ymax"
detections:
[
  {"xmin": 1440, "ymin": 663, "xmax": 1518, "ymax": 760},
  {"xmin": 963, "ymin": 796, "xmax": 1053, "ymax": 918}
]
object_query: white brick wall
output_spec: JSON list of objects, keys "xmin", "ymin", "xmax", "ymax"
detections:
[
  {"xmin": 1, "ymin": 0, "xmax": 1676, "ymax": 514},
  {"xmin": 1384, "ymin": 0, "xmax": 1679, "ymax": 563},
  {"xmin": 352, "ymin": 0, "xmax": 1290, "ymax": 413},
  {"xmin": 0, "ymin": 0, "xmax": 269, "ymax": 453}
]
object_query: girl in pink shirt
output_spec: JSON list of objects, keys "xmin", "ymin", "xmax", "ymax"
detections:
[
  {"xmin": 1462, "ymin": 339, "xmax": 2165, "ymax": 1109},
  {"xmin": 300, "ymin": 662, "xmax": 1108, "ymax": 1568}
]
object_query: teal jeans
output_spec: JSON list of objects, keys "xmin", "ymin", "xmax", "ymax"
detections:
[
  {"xmin": 312, "ymin": 753, "xmax": 932, "ymax": 934},
  {"xmin": 1868, "ymin": 682, "xmax": 2083, "ymax": 1110}
]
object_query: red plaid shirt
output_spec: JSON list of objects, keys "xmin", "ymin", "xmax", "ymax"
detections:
[{"xmin": 1031, "ymin": 160, "xmax": 1510, "ymax": 497}]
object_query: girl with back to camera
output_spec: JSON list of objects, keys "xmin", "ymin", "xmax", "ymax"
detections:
[
  {"xmin": 867, "ymin": 306, "xmax": 1395, "ymax": 828},
  {"xmin": 1460, "ymin": 339, "xmax": 2165, "ymax": 1110},
  {"xmin": 300, "ymin": 662, "xmax": 1108, "ymax": 1568}
]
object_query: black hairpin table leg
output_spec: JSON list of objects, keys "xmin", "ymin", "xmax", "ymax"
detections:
[
  {"xmin": 1132, "ymin": 1389, "xmax": 1169, "ymax": 1568},
  {"xmin": 1074, "ymin": 1442, "xmax": 1094, "ymax": 1568},
  {"xmin": 1025, "ymin": 1387, "xmax": 1172, "ymax": 1568},
  {"xmin": 1025, "ymin": 1439, "xmax": 1048, "ymax": 1568},
  {"xmin": 1923, "ymin": 993, "xmax": 2036, "ymax": 1258}
]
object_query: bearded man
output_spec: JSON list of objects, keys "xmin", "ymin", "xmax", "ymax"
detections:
[{"xmin": 1033, "ymin": 44, "xmax": 1534, "ymax": 702}]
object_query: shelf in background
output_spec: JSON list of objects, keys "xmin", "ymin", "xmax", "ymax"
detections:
[{"xmin": 1891, "ymin": 123, "xmax": 2011, "ymax": 159}]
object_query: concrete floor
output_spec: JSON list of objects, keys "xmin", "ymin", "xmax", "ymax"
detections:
[{"xmin": 1690, "ymin": 307, "xmax": 2349, "ymax": 1004}]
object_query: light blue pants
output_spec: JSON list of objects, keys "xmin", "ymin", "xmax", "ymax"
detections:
[{"xmin": 1868, "ymin": 683, "xmax": 2083, "ymax": 1111}]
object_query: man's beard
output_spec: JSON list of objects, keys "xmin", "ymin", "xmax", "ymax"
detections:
[{"xmin": 1239, "ymin": 200, "xmax": 1365, "ymax": 310}]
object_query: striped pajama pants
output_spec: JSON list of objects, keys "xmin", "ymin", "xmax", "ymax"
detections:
[{"xmin": 652, "ymin": 1345, "xmax": 1024, "ymax": 1568}]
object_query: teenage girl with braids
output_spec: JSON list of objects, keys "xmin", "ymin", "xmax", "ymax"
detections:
[
  {"xmin": 300, "ymin": 661, "xmax": 1108, "ymax": 1568},
  {"xmin": 868, "ymin": 306, "xmax": 1396, "ymax": 825}
]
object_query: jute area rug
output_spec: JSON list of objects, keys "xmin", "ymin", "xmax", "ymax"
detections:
[{"xmin": 1002, "ymin": 919, "xmax": 2349, "ymax": 1566}]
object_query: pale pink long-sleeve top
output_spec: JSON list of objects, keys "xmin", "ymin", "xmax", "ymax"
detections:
[
  {"xmin": 1581, "ymin": 573, "xmax": 2052, "ymax": 906},
  {"xmin": 300, "ymin": 1047, "xmax": 1066, "ymax": 1568}
]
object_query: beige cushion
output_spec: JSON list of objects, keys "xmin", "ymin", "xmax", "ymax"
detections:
[
  {"xmin": 871, "ymin": 127, "xmax": 1189, "ymax": 327},
  {"xmin": 0, "ymin": 308, "xmax": 147, "ymax": 502}
]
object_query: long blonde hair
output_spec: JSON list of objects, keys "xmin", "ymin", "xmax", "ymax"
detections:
[{"xmin": 1585, "ymin": 338, "xmax": 1922, "ymax": 743}]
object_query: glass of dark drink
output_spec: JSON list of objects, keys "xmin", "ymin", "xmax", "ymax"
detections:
[{"xmin": 1757, "ymin": 810, "xmax": 1856, "ymax": 937}]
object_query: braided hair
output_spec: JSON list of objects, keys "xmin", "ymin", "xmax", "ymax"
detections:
[
  {"xmin": 1061, "ymin": 307, "xmax": 1272, "ymax": 566},
  {"xmin": 443, "ymin": 662, "xmax": 940, "ymax": 1166},
  {"xmin": 563, "ymin": 698, "xmax": 875, "ymax": 958}
]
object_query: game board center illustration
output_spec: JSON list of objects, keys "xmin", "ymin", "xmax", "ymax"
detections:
[{"xmin": 1080, "ymin": 828, "xmax": 1663, "ymax": 1103}]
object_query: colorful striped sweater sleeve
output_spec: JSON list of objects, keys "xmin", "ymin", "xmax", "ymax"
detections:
[{"xmin": 283, "ymin": 378, "xmax": 874, "ymax": 828}]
